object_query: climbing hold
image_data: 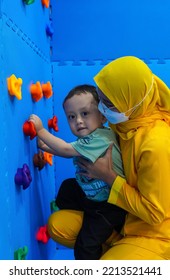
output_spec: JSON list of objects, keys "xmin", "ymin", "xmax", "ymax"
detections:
[
  {"xmin": 36, "ymin": 225, "xmax": 50, "ymax": 243},
  {"xmin": 50, "ymin": 200, "xmax": 59, "ymax": 212},
  {"xmin": 14, "ymin": 164, "xmax": 32, "ymax": 190},
  {"xmin": 14, "ymin": 246, "xmax": 28, "ymax": 260},
  {"xmin": 46, "ymin": 22, "xmax": 54, "ymax": 37},
  {"xmin": 41, "ymin": 0, "xmax": 50, "ymax": 8},
  {"xmin": 42, "ymin": 81, "xmax": 53, "ymax": 98},
  {"xmin": 23, "ymin": 0, "xmax": 35, "ymax": 4},
  {"xmin": 7, "ymin": 74, "xmax": 23, "ymax": 100},
  {"xmin": 30, "ymin": 82, "xmax": 43, "ymax": 102},
  {"xmin": 43, "ymin": 152, "xmax": 53, "ymax": 166},
  {"xmin": 23, "ymin": 120, "xmax": 37, "ymax": 140},
  {"xmin": 48, "ymin": 116, "xmax": 59, "ymax": 132},
  {"xmin": 33, "ymin": 150, "xmax": 46, "ymax": 170}
]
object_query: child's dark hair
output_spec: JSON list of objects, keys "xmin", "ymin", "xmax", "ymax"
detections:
[{"xmin": 63, "ymin": 84, "xmax": 99, "ymax": 108}]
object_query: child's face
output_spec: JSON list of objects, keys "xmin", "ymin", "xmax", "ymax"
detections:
[{"xmin": 64, "ymin": 92, "xmax": 105, "ymax": 137}]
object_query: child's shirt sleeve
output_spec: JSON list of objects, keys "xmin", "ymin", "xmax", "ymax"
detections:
[{"xmin": 70, "ymin": 127, "xmax": 117, "ymax": 162}]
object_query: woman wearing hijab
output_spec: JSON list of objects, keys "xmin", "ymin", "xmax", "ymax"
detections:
[{"xmin": 48, "ymin": 56, "xmax": 170, "ymax": 260}]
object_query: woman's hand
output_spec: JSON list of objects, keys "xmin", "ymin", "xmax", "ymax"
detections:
[
  {"xmin": 29, "ymin": 114, "xmax": 43, "ymax": 133},
  {"xmin": 77, "ymin": 144, "xmax": 117, "ymax": 186}
]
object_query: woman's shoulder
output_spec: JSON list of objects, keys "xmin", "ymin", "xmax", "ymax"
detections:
[{"xmin": 137, "ymin": 120, "xmax": 170, "ymax": 150}]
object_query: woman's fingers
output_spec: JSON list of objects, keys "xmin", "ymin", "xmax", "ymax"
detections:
[
  {"xmin": 76, "ymin": 144, "xmax": 116, "ymax": 185},
  {"xmin": 76, "ymin": 157, "xmax": 91, "ymax": 168}
]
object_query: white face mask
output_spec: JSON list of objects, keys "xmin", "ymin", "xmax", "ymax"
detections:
[
  {"xmin": 98, "ymin": 76, "xmax": 154, "ymax": 124},
  {"xmin": 98, "ymin": 101, "xmax": 129, "ymax": 124}
]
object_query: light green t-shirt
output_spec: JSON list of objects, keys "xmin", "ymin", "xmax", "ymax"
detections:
[{"xmin": 71, "ymin": 127, "xmax": 124, "ymax": 201}]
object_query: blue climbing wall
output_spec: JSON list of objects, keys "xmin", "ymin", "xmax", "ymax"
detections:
[
  {"xmin": 1, "ymin": 0, "xmax": 170, "ymax": 260},
  {"xmin": 0, "ymin": 1, "xmax": 56, "ymax": 260}
]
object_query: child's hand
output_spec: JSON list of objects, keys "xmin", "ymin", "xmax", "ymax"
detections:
[{"xmin": 29, "ymin": 114, "xmax": 43, "ymax": 133}]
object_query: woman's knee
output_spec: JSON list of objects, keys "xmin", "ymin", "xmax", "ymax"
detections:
[{"xmin": 47, "ymin": 209, "xmax": 84, "ymax": 248}]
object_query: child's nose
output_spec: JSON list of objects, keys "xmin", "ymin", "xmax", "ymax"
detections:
[{"xmin": 76, "ymin": 116, "xmax": 83, "ymax": 123}]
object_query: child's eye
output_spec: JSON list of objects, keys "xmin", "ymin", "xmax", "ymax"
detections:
[
  {"xmin": 82, "ymin": 111, "xmax": 88, "ymax": 117},
  {"xmin": 68, "ymin": 115, "xmax": 75, "ymax": 120}
]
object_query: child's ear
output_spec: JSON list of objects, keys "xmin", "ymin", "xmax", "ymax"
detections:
[{"xmin": 101, "ymin": 115, "xmax": 107, "ymax": 124}]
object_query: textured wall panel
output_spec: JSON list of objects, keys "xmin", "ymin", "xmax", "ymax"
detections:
[{"xmin": 51, "ymin": 0, "xmax": 170, "ymax": 64}]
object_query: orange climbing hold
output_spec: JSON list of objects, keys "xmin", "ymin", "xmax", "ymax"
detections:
[
  {"xmin": 43, "ymin": 152, "xmax": 53, "ymax": 166},
  {"xmin": 42, "ymin": 81, "xmax": 53, "ymax": 98},
  {"xmin": 7, "ymin": 74, "xmax": 23, "ymax": 100},
  {"xmin": 41, "ymin": 0, "xmax": 50, "ymax": 8},
  {"xmin": 30, "ymin": 82, "xmax": 43, "ymax": 102}
]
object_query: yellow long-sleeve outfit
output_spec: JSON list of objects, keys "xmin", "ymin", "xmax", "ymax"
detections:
[
  {"xmin": 104, "ymin": 120, "xmax": 170, "ymax": 259},
  {"xmin": 48, "ymin": 56, "xmax": 170, "ymax": 259}
]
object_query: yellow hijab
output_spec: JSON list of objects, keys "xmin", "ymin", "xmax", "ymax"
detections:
[{"xmin": 94, "ymin": 56, "xmax": 170, "ymax": 140}]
